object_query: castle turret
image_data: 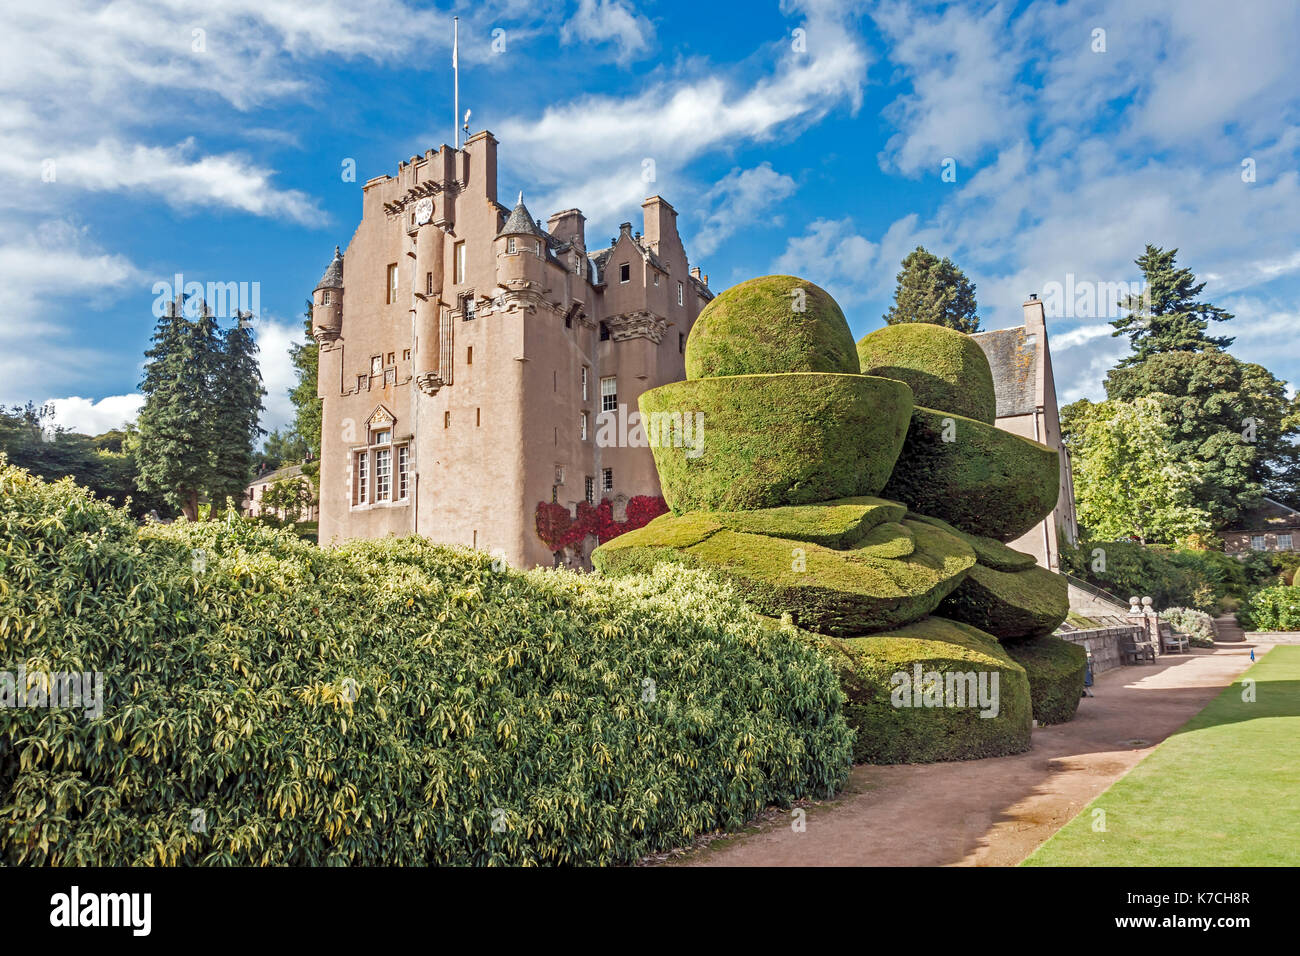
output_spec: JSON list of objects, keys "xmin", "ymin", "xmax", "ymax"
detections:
[
  {"xmin": 312, "ymin": 247, "xmax": 344, "ymax": 342},
  {"xmin": 495, "ymin": 193, "xmax": 549, "ymax": 296}
]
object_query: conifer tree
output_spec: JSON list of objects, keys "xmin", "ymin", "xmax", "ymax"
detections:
[
  {"xmin": 1111, "ymin": 244, "xmax": 1233, "ymax": 366},
  {"xmin": 209, "ymin": 311, "xmax": 265, "ymax": 513},
  {"xmin": 288, "ymin": 301, "xmax": 321, "ymax": 459},
  {"xmin": 883, "ymin": 246, "xmax": 981, "ymax": 333},
  {"xmin": 136, "ymin": 298, "xmax": 217, "ymax": 520}
]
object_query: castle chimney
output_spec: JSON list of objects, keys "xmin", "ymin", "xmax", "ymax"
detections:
[
  {"xmin": 547, "ymin": 208, "xmax": 586, "ymax": 247},
  {"xmin": 640, "ymin": 196, "xmax": 678, "ymax": 253}
]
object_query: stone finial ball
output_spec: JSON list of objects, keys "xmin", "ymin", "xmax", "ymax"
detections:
[
  {"xmin": 684, "ymin": 275, "xmax": 860, "ymax": 380},
  {"xmin": 856, "ymin": 322, "xmax": 997, "ymax": 424}
]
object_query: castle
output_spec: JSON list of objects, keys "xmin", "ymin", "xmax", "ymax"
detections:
[{"xmin": 312, "ymin": 131, "xmax": 712, "ymax": 567}]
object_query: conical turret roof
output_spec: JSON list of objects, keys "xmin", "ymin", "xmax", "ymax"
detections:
[
  {"xmin": 496, "ymin": 192, "xmax": 544, "ymax": 238},
  {"xmin": 315, "ymin": 246, "xmax": 344, "ymax": 290}
]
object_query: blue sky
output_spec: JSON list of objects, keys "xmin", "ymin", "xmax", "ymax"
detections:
[{"xmin": 2, "ymin": 0, "xmax": 1298, "ymax": 438}]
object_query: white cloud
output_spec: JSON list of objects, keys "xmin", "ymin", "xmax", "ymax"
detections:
[
  {"xmin": 561, "ymin": 0, "xmax": 655, "ymax": 61},
  {"xmin": 691, "ymin": 163, "xmax": 797, "ymax": 256},
  {"xmin": 44, "ymin": 395, "xmax": 144, "ymax": 435},
  {"xmin": 0, "ymin": 139, "xmax": 321, "ymax": 224},
  {"xmin": 498, "ymin": 0, "xmax": 870, "ymax": 228}
]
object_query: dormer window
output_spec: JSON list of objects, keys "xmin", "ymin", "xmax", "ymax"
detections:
[{"xmin": 619, "ymin": 263, "xmax": 630, "ymax": 283}]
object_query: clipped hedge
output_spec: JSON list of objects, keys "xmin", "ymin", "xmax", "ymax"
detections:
[
  {"xmin": 856, "ymin": 323, "xmax": 997, "ymax": 424},
  {"xmin": 882, "ymin": 406, "xmax": 1059, "ymax": 541},
  {"xmin": 640, "ymin": 373, "xmax": 912, "ymax": 512},
  {"xmin": 1238, "ymin": 585, "xmax": 1300, "ymax": 631},
  {"xmin": 0, "ymin": 462, "xmax": 854, "ymax": 866},
  {"xmin": 805, "ymin": 617, "xmax": 1033, "ymax": 763},
  {"xmin": 937, "ymin": 561, "xmax": 1070, "ymax": 641},
  {"xmin": 1004, "ymin": 635, "xmax": 1086, "ymax": 725},
  {"xmin": 684, "ymin": 275, "xmax": 860, "ymax": 379},
  {"xmin": 595, "ymin": 512, "xmax": 976, "ymax": 637},
  {"xmin": 906, "ymin": 512, "xmax": 1037, "ymax": 572}
]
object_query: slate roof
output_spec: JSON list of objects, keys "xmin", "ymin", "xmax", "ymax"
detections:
[
  {"xmin": 496, "ymin": 194, "xmax": 545, "ymax": 238},
  {"xmin": 1224, "ymin": 497, "xmax": 1300, "ymax": 533},
  {"xmin": 315, "ymin": 247, "xmax": 344, "ymax": 290},
  {"xmin": 971, "ymin": 326, "xmax": 1038, "ymax": 417}
]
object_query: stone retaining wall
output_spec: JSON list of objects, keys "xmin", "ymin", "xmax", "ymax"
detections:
[{"xmin": 1057, "ymin": 623, "xmax": 1147, "ymax": 676}]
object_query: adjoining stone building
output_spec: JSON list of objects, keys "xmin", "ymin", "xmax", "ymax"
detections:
[
  {"xmin": 312, "ymin": 131, "xmax": 712, "ymax": 568},
  {"xmin": 971, "ymin": 296, "xmax": 1080, "ymax": 571},
  {"xmin": 1221, "ymin": 498, "xmax": 1300, "ymax": 555}
]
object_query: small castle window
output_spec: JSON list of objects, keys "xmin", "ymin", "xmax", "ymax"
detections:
[
  {"xmin": 460, "ymin": 292, "xmax": 476, "ymax": 320},
  {"xmin": 677, "ymin": 281, "xmax": 684, "ymax": 306},
  {"xmin": 619, "ymin": 263, "xmax": 630, "ymax": 283},
  {"xmin": 467, "ymin": 346, "xmax": 473, "ymax": 365},
  {"xmin": 580, "ymin": 412, "xmax": 588, "ymax": 440},
  {"xmin": 535, "ymin": 240, "xmax": 542, "ymax": 256},
  {"xmin": 602, "ymin": 468, "xmax": 614, "ymax": 493},
  {"xmin": 599, "ymin": 321, "xmax": 610, "ymax": 341},
  {"xmin": 507, "ymin": 237, "xmax": 517, "ymax": 254},
  {"xmin": 584, "ymin": 476, "xmax": 594, "ymax": 505},
  {"xmin": 654, "ymin": 273, "xmax": 659, "ymax": 286},
  {"xmin": 322, "ymin": 290, "xmax": 331, "ymax": 304},
  {"xmin": 444, "ymin": 411, "xmax": 451, "ymax": 428},
  {"xmin": 454, "ymin": 241, "xmax": 466, "ymax": 284},
  {"xmin": 601, "ymin": 376, "xmax": 617, "ymax": 413},
  {"xmin": 679, "ymin": 332, "xmax": 685, "ymax": 354},
  {"xmin": 403, "ymin": 349, "xmax": 411, "ymax": 361},
  {"xmin": 386, "ymin": 264, "xmax": 398, "ymax": 304},
  {"xmin": 370, "ymin": 356, "xmax": 382, "ymax": 376},
  {"xmin": 425, "ymin": 272, "xmax": 433, "ymax": 295}
]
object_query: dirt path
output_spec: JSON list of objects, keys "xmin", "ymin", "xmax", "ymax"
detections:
[{"xmin": 679, "ymin": 644, "xmax": 1263, "ymax": 867}]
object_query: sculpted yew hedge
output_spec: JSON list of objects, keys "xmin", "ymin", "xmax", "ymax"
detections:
[{"xmin": 0, "ymin": 463, "xmax": 852, "ymax": 865}]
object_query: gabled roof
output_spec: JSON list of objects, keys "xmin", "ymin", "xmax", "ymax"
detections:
[
  {"xmin": 971, "ymin": 326, "xmax": 1038, "ymax": 417},
  {"xmin": 1224, "ymin": 497, "xmax": 1300, "ymax": 533},
  {"xmin": 315, "ymin": 246, "xmax": 344, "ymax": 290},
  {"xmin": 496, "ymin": 193, "xmax": 545, "ymax": 238}
]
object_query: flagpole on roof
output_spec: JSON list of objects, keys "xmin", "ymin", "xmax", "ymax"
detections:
[{"xmin": 453, "ymin": 17, "xmax": 460, "ymax": 150}]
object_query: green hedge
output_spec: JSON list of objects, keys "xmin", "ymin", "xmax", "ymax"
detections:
[
  {"xmin": 0, "ymin": 462, "xmax": 854, "ymax": 865},
  {"xmin": 937, "ymin": 562, "xmax": 1070, "ymax": 642},
  {"xmin": 1004, "ymin": 635, "xmax": 1086, "ymax": 725},
  {"xmin": 685, "ymin": 275, "xmax": 860, "ymax": 379},
  {"xmin": 640, "ymin": 373, "xmax": 913, "ymax": 512},
  {"xmin": 594, "ymin": 512, "xmax": 976, "ymax": 637},
  {"xmin": 1238, "ymin": 586, "xmax": 1300, "ymax": 631},
  {"xmin": 805, "ymin": 617, "xmax": 1032, "ymax": 763},
  {"xmin": 906, "ymin": 512, "xmax": 1037, "ymax": 572},
  {"xmin": 882, "ymin": 406, "xmax": 1059, "ymax": 541},
  {"xmin": 856, "ymin": 323, "xmax": 997, "ymax": 424},
  {"xmin": 1060, "ymin": 539, "xmax": 1281, "ymax": 613}
]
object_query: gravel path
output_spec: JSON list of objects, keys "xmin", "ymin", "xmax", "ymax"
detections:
[{"xmin": 677, "ymin": 644, "xmax": 1263, "ymax": 867}]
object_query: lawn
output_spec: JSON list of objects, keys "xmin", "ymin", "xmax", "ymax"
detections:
[{"xmin": 1024, "ymin": 645, "xmax": 1300, "ymax": 866}]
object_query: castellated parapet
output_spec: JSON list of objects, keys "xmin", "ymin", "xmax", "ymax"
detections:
[{"xmin": 313, "ymin": 130, "xmax": 713, "ymax": 568}]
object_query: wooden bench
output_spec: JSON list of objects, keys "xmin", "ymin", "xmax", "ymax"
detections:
[
  {"xmin": 1121, "ymin": 638, "xmax": 1157, "ymax": 664},
  {"xmin": 1159, "ymin": 623, "xmax": 1189, "ymax": 654}
]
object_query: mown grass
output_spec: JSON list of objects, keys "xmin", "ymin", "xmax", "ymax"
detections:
[{"xmin": 1024, "ymin": 646, "xmax": 1300, "ymax": 866}]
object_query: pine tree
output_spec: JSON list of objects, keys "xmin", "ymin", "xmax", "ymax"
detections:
[
  {"xmin": 136, "ymin": 298, "xmax": 218, "ymax": 520},
  {"xmin": 209, "ymin": 310, "xmax": 265, "ymax": 514},
  {"xmin": 883, "ymin": 246, "xmax": 981, "ymax": 333},
  {"xmin": 1111, "ymin": 245, "xmax": 1233, "ymax": 366}
]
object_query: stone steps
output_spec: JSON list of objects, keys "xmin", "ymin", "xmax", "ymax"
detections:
[{"xmin": 1213, "ymin": 613, "xmax": 1246, "ymax": 643}]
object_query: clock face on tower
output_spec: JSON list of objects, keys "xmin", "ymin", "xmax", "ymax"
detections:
[{"xmin": 414, "ymin": 197, "xmax": 433, "ymax": 225}]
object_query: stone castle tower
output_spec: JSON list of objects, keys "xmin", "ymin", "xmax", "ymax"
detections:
[{"xmin": 313, "ymin": 131, "xmax": 712, "ymax": 567}]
